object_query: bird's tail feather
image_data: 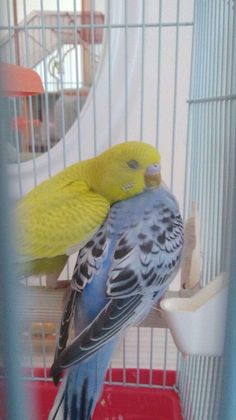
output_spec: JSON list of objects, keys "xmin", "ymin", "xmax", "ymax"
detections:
[
  {"xmin": 48, "ymin": 372, "xmax": 69, "ymax": 420},
  {"xmin": 48, "ymin": 339, "xmax": 117, "ymax": 420}
]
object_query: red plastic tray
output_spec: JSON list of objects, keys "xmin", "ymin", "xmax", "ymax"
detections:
[{"xmin": 1, "ymin": 370, "xmax": 183, "ymax": 419}]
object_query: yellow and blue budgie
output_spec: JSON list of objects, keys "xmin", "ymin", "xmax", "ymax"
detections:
[{"xmin": 15, "ymin": 141, "xmax": 161, "ymax": 285}]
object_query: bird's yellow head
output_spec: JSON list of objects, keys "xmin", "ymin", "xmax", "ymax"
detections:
[{"xmin": 90, "ymin": 141, "xmax": 161, "ymax": 203}]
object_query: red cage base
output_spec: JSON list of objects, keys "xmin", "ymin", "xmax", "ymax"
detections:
[{"xmin": 1, "ymin": 369, "xmax": 183, "ymax": 419}]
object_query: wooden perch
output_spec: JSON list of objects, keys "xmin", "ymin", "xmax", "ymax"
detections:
[{"xmin": 180, "ymin": 203, "xmax": 201, "ymax": 293}]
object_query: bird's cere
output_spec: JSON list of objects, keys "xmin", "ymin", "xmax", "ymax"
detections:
[{"xmin": 146, "ymin": 163, "xmax": 161, "ymax": 175}]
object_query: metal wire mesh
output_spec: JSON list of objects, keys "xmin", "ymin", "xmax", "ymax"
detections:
[
  {"xmin": 3, "ymin": 0, "xmax": 193, "ymax": 203},
  {"xmin": 178, "ymin": 1, "xmax": 236, "ymax": 419},
  {"xmin": 1, "ymin": 0, "xmax": 236, "ymax": 419}
]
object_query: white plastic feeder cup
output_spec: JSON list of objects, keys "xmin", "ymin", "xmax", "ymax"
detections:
[{"xmin": 160, "ymin": 274, "xmax": 228, "ymax": 356}]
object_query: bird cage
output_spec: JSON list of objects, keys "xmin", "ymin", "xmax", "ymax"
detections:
[{"xmin": 0, "ymin": 0, "xmax": 236, "ymax": 419}]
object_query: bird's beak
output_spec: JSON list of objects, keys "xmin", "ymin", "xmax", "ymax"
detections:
[{"xmin": 144, "ymin": 163, "xmax": 161, "ymax": 188}]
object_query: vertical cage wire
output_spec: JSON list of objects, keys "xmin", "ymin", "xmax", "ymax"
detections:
[
  {"xmin": 73, "ymin": 0, "xmax": 82, "ymax": 161},
  {"xmin": 148, "ymin": 327, "xmax": 154, "ymax": 386},
  {"xmin": 124, "ymin": 0, "xmax": 128, "ymax": 141},
  {"xmin": 29, "ymin": 324, "xmax": 34, "ymax": 378},
  {"xmin": 0, "ymin": 96, "xmax": 28, "ymax": 419},
  {"xmin": 122, "ymin": 335, "xmax": 127, "ymax": 384},
  {"xmin": 55, "ymin": 0, "xmax": 69, "ymax": 277},
  {"xmin": 139, "ymin": 0, "xmax": 145, "ymax": 141},
  {"xmin": 56, "ymin": 0, "xmax": 67, "ymax": 169},
  {"xmin": 90, "ymin": 0, "xmax": 98, "ymax": 155},
  {"xmin": 106, "ymin": 0, "xmax": 112, "ymax": 147},
  {"xmin": 40, "ymin": 0, "xmax": 52, "ymax": 177},
  {"xmin": 22, "ymin": 0, "xmax": 37, "ymax": 187},
  {"xmin": 170, "ymin": 0, "xmax": 180, "ymax": 191},
  {"xmin": 5, "ymin": 0, "xmax": 23, "ymax": 197},
  {"xmin": 12, "ymin": 98, "xmax": 23, "ymax": 196},
  {"xmin": 155, "ymin": 0, "xmax": 162, "ymax": 149},
  {"xmin": 178, "ymin": 1, "xmax": 236, "ymax": 419}
]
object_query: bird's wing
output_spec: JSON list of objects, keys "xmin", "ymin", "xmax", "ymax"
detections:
[
  {"xmin": 54, "ymin": 289, "xmax": 78, "ymax": 360},
  {"xmin": 51, "ymin": 295, "xmax": 143, "ymax": 377},
  {"xmin": 106, "ymin": 190, "xmax": 184, "ymax": 298},
  {"xmin": 51, "ymin": 288, "xmax": 78, "ymax": 385},
  {"xmin": 15, "ymin": 181, "xmax": 110, "ymax": 261},
  {"xmin": 51, "ymin": 219, "xmax": 111, "ymax": 382},
  {"xmin": 71, "ymin": 189, "xmax": 184, "ymax": 295},
  {"xmin": 51, "ymin": 188, "xmax": 184, "ymax": 374}
]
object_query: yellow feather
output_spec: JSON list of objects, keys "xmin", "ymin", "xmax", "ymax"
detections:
[{"xmin": 16, "ymin": 187, "xmax": 109, "ymax": 259}]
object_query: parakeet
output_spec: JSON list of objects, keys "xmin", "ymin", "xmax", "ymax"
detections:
[
  {"xmin": 14, "ymin": 141, "xmax": 161, "ymax": 286},
  {"xmin": 49, "ymin": 184, "xmax": 184, "ymax": 420}
]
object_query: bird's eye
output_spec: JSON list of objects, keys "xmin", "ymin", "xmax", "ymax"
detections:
[{"xmin": 127, "ymin": 160, "xmax": 139, "ymax": 169}]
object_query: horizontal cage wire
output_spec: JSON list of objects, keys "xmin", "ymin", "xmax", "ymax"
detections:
[{"xmin": 0, "ymin": 0, "xmax": 235, "ymax": 419}]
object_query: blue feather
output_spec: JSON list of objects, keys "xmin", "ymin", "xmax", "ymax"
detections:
[{"xmin": 65, "ymin": 339, "xmax": 116, "ymax": 420}]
